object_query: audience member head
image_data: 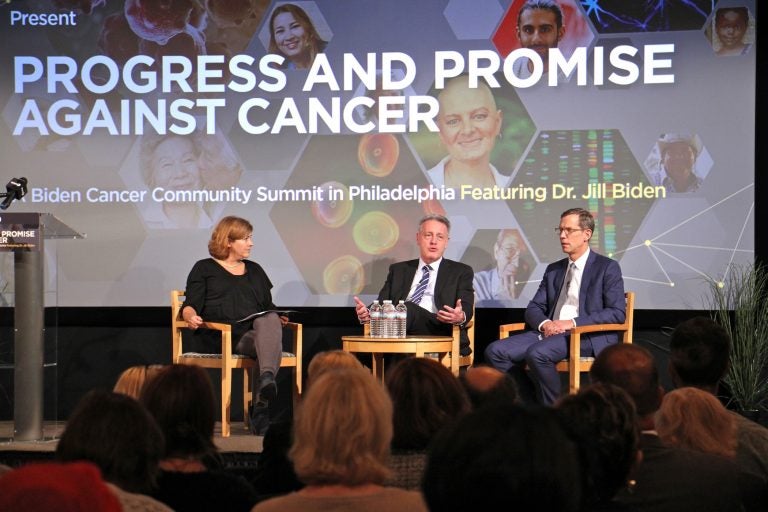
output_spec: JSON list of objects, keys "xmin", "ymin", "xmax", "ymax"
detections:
[
  {"xmin": 385, "ymin": 357, "xmax": 471, "ymax": 450},
  {"xmin": 669, "ymin": 316, "xmax": 730, "ymax": 393},
  {"xmin": 290, "ymin": 368, "xmax": 392, "ymax": 486},
  {"xmin": 56, "ymin": 390, "xmax": 164, "ymax": 494},
  {"xmin": 423, "ymin": 403, "xmax": 581, "ymax": 512},
  {"xmin": 140, "ymin": 364, "xmax": 219, "ymax": 465},
  {"xmin": 113, "ymin": 364, "xmax": 165, "ymax": 399},
  {"xmin": 556, "ymin": 383, "xmax": 640, "ymax": 508},
  {"xmin": 306, "ymin": 349, "xmax": 364, "ymax": 384},
  {"xmin": 459, "ymin": 364, "xmax": 518, "ymax": 408},
  {"xmin": 590, "ymin": 344, "xmax": 663, "ymax": 425},
  {"xmin": 656, "ymin": 386, "xmax": 737, "ymax": 460},
  {"xmin": 0, "ymin": 461, "xmax": 121, "ymax": 512}
]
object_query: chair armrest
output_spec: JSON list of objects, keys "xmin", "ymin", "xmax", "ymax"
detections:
[
  {"xmin": 567, "ymin": 323, "xmax": 631, "ymax": 364},
  {"xmin": 452, "ymin": 318, "xmax": 472, "ymax": 336},
  {"xmin": 570, "ymin": 323, "xmax": 628, "ymax": 335},
  {"xmin": 499, "ymin": 323, "xmax": 527, "ymax": 338},
  {"xmin": 198, "ymin": 321, "xmax": 232, "ymax": 332}
]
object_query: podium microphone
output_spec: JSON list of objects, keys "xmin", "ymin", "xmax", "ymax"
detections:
[{"xmin": 0, "ymin": 177, "xmax": 28, "ymax": 210}]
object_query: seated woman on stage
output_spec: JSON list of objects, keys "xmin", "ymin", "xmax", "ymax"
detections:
[{"xmin": 181, "ymin": 216, "xmax": 286, "ymax": 430}]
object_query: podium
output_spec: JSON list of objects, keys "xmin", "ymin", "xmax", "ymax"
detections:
[{"xmin": 1, "ymin": 213, "xmax": 83, "ymax": 441}]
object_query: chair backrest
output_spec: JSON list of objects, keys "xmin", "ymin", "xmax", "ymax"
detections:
[
  {"xmin": 171, "ymin": 290, "xmax": 186, "ymax": 362},
  {"xmin": 171, "ymin": 290, "xmax": 185, "ymax": 326},
  {"xmin": 457, "ymin": 300, "xmax": 476, "ymax": 367},
  {"xmin": 621, "ymin": 291, "xmax": 635, "ymax": 344}
]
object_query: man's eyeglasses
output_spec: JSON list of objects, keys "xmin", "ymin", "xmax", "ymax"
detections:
[
  {"xmin": 421, "ymin": 232, "xmax": 447, "ymax": 242},
  {"xmin": 554, "ymin": 227, "xmax": 583, "ymax": 236}
]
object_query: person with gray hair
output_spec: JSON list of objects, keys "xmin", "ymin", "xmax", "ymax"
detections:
[
  {"xmin": 474, "ymin": 229, "xmax": 527, "ymax": 302},
  {"xmin": 354, "ymin": 214, "xmax": 474, "ymax": 355}
]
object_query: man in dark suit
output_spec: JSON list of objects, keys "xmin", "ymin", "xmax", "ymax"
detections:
[
  {"xmin": 484, "ymin": 207, "xmax": 625, "ymax": 405},
  {"xmin": 590, "ymin": 343, "xmax": 752, "ymax": 512},
  {"xmin": 354, "ymin": 214, "xmax": 474, "ymax": 355}
]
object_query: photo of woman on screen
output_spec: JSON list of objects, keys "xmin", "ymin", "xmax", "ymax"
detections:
[
  {"xmin": 268, "ymin": 3, "xmax": 327, "ymax": 69},
  {"xmin": 427, "ymin": 75, "xmax": 505, "ymax": 189}
]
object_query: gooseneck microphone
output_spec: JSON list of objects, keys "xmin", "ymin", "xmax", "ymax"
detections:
[{"xmin": 0, "ymin": 177, "xmax": 28, "ymax": 210}]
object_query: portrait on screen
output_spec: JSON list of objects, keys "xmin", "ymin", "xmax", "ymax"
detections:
[
  {"xmin": 644, "ymin": 133, "xmax": 712, "ymax": 195},
  {"xmin": 464, "ymin": 228, "xmax": 535, "ymax": 306},
  {"xmin": 262, "ymin": 2, "xmax": 331, "ymax": 70},
  {"xmin": 706, "ymin": 6, "xmax": 755, "ymax": 57},
  {"xmin": 133, "ymin": 128, "xmax": 243, "ymax": 230},
  {"xmin": 410, "ymin": 74, "xmax": 536, "ymax": 190},
  {"xmin": 492, "ymin": 0, "xmax": 593, "ymax": 76}
]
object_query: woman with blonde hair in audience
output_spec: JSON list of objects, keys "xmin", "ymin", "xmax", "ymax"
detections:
[
  {"xmin": 655, "ymin": 387, "xmax": 768, "ymax": 510},
  {"xmin": 656, "ymin": 386, "xmax": 737, "ymax": 459},
  {"xmin": 113, "ymin": 364, "xmax": 165, "ymax": 399},
  {"xmin": 251, "ymin": 350, "xmax": 364, "ymax": 500},
  {"xmin": 252, "ymin": 368, "xmax": 427, "ymax": 511},
  {"xmin": 306, "ymin": 349, "xmax": 364, "ymax": 382}
]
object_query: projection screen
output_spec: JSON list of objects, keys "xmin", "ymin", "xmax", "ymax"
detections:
[{"xmin": 0, "ymin": 0, "xmax": 756, "ymax": 309}]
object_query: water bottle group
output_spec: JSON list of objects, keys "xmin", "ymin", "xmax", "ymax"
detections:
[{"xmin": 368, "ymin": 299, "xmax": 407, "ymax": 338}]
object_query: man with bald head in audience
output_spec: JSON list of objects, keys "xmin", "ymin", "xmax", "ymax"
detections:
[
  {"xmin": 460, "ymin": 365, "xmax": 518, "ymax": 408},
  {"xmin": 590, "ymin": 343, "xmax": 756, "ymax": 512}
]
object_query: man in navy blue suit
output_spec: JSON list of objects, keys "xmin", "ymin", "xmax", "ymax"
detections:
[{"xmin": 484, "ymin": 207, "xmax": 625, "ymax": 405}]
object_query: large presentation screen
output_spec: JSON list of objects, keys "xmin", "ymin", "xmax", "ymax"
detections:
[{"xmin": 0, "ymin": 0, "xmax": 756, "ymax": 309}]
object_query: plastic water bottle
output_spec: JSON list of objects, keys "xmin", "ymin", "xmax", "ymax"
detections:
[
  {"xmin": 395, "ymin": 300, "xmax": 407, "ymax": 338},
  {"xmin": 382, "ymin": 300, "xmax": 396, "ymax": 338},
  {"xmin": 369, "ymin": 300, "xmax": 382, "ymax": 337}
]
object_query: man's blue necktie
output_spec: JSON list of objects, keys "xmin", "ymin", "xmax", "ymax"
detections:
[{"xmin": 409, "ymin": 265, "xmax": 432, "ymax": 305}]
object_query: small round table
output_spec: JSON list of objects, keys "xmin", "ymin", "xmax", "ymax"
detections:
[{"xmin": 341, "ymin": 335, "xmax": 457, "ymax": 382}]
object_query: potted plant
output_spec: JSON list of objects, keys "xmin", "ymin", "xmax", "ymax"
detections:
[{"xmin": 706, "ymin": 262, "xmax": 768, "ymax": 417}]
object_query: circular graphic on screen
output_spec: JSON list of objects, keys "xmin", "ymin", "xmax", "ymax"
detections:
[
  {"xmin": 358, "ymin": 133, "xmax": 400, "ymax": 177},
  {"xmin": 311, "ymin": 181, "xmax": 353, "ymax": 228},
  {"xmin": 352, "ymin": 211, "xmax": 400, "ymax": 255},
  {"xmin": 323, "ymin": 254, "xmax": 365, "ymax": 294}
]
